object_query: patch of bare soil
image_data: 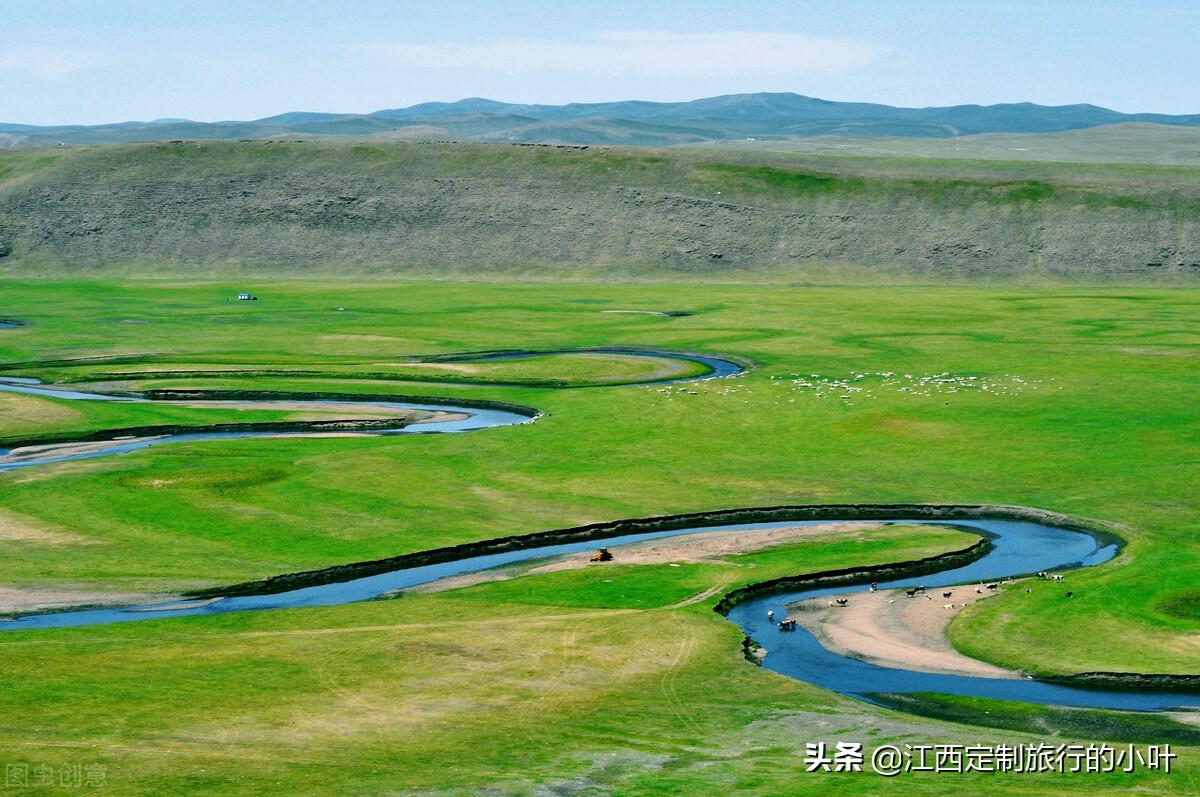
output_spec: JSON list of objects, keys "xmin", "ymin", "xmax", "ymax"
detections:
[
  {"xmin": 789, "ymin": 586, "xmax": 1020, "ymax": 679},
  {"xmin": 1166, "ymin": 710, "xmax": 1200, "ymax": 727},
  {"xmin": 413, "ymin": 411, "xmax": 469, "ymax": 424}
]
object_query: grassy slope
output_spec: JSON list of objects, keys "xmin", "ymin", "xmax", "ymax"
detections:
[
  {"xmin": 1, "ymin": 280, "xmax": 1198, "ymax": 794},
  {"xmin": 1, "ymin": 141, "xmax": 1198, "ymax": 280},
  {"xmin": 703, "ymin": 122, "xmax": 1200, "ymax": 167}
]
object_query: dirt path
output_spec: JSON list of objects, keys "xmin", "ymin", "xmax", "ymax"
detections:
[
  {"xmin": 788, "ymin": 586, "xmax": 1021, "ymax": 679},
  {"xmin": 663, "ymin": 584, "xmax": 730, "ymax": 609}
]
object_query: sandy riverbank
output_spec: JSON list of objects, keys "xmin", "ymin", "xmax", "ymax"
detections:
[
  {"xmin": 0, "ymin": 586, "xmax": 169, "ymax": 615},
  {"xmin": 789, "ymin": 586, "xmax": 1021, "ymax": 679},
  {"xmin": 0, "ymin": 436, "xmax": 169, "ymax": 465},
  {"xmin": 413, "ymin": 522, "xmax": 880, "ymax": 593},
  {"xmin": 171, "ymin": 399, "xmax": 440, "ymax": 415}
]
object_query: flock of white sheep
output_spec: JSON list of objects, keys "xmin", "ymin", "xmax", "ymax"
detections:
[{"xmin": 647, "ymin": 370, "xmax": 1045, "ymax": 408}]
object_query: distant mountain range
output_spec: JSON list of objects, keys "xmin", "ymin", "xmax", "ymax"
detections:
[{"xmin": 3, "ymin": 92, "xmax": 1199, "ymax": 148}]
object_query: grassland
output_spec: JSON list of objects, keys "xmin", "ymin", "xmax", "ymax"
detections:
[
  {"xmin": 0, "ymin": 350, "xmax": 708, "ymax": 390},
  {"xmin": 0, "ymin": 279, "xmax": 1197, "ymax": 794},
  {"xmin": 699, "ymin": 122, "xmax": 1200, "ymax": 167}
]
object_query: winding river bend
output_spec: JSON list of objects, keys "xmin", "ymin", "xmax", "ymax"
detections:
[
  {"xmin": 0, "ymin": 345, "xmax": 1196, "ymax": 712},
  {"xmin": 0, "ymin": 380, "xmax": 536, "ymax": 472},
  {"xmin": 0, "ymin": 348, "xmax": 738, "ymax": 472}
]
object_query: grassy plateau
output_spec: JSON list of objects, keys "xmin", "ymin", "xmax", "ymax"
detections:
[{"xmin": 0, "ymin": 280, "xmax": 1197, "ymax": 795}]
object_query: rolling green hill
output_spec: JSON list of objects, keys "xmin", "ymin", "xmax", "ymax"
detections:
[{"xmin": 0, "ymin": 140, "xmax": 1198, "ymax": 281}]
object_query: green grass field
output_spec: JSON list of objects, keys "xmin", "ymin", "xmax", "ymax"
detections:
[
  {"xmin": 1, "ymin": 280, "xmax": 1198, "ymax": 795},
  {"xmin": 697, "ymin": 122, "xmax": 1200, "ymax": 167}
]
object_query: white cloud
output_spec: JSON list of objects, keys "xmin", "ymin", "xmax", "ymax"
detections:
[
  {"xmin": 0, "ymin": 47, "xmax": 98, "ymax": 79},
  {"xmin": 363, "ymin": 30, "xmax": 885, "ymax": 79}
]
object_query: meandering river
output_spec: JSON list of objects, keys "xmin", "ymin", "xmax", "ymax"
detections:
[{"xmin": 1, "ymin": 344, "xmax": 1195, "ymax": 712}]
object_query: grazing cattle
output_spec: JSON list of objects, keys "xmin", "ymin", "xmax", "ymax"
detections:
[
  {"xmin": 1066, "ymin": 591, "xmax": 1074, "ymax": 598},
  {"xmin": 778, "ymin": 618, "xmax": 798, "ymax": 631},
  {"xmin": 1052, "ymin": 575, "xmax": 1065, "ymax": 582},
  {"xmin": 985, "ymin": 583, "xmax": 999, "ymax": 590},
  {"xmin": 943, "ymin": 603, "xmax": 955, "ymax": 609},
  {"xmin": 1037, "ymin": 571, "xmax": 1048, "ymax": 579},
  {"xmin": 942, "ymin": 591, "xmax": 953, "ymax": 599},
  {"xmin": 869, "ymin": 582, "xmax": 878, "ymax": 592},
  {"xmin": 767, "ymin": 610, "xmax": 775, "ymax": 621},
  {"xmin": 1025, "ymin": 588, "xmax": 1032, "ymax": 593},
  {"xmin": 835, "ymin": 598, "xmax": 849, "ymax": 607},
  {"xmin": 905, "ymin": 588, "xmax": 919, "ymax": 598}
]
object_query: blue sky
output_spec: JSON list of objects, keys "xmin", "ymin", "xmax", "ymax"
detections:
[{"xmin": 4, "ymin": 0, "xmax": 1197, "ymax": 125}]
